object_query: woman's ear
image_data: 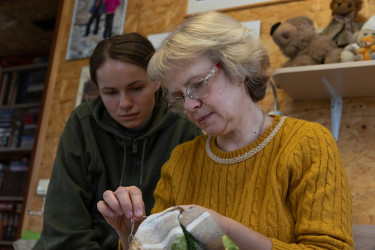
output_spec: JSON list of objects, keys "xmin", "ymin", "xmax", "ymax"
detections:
[
  {"xmin": 238, "ymin": 75, "xmax": 247, "ymax": 86},
  {"xmin": 154, "ymin": 81, "xmax": 161, "ymax": 92}
]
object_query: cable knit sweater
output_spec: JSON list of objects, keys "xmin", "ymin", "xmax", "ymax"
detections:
[{"xmin": 152, "ymin": 115, "xmax": 353, "ymax": 249}]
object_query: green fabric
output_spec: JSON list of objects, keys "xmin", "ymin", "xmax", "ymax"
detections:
[
  {"xmin": 22, "ymin": 229, "xmax": 40, "ymax": 240},
  {"xmin": 33, "ymin": 96, "xmax": 202, "ymax": 250},
  {"xmin": 181, "ymin": 226, "xmax": 204, "ymax": 250}
]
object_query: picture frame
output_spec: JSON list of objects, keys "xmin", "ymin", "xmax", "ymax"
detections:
[
  {"xmin": 147, "ymin": 20, "xmax": 261, "ymax": 49},
  {"xmin": 75, "ymin": 65, "xmax": 99, "ymax": 107},
  {"xmin": 66, "ymin": 0, "xmax": 128, "ymax": 60},
  {"xmin": 147, "ymin": 32, "xmax": 170, "ymax": 49},
  {"xmin": 186, "ymin": 0, "xmax": 296, "ymax": 15}
]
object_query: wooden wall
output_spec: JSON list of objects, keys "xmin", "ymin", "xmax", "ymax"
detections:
[{"xmin": 22, "ymin": 0, "xmax": 375, "ymax": 234}]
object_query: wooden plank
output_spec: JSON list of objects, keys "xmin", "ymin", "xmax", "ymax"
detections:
[{"xmin": 272, "ymin": 60, "xmax": 375, "ymax": 100}]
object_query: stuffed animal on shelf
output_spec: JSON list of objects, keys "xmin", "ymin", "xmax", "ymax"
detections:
[
  {"xmin": 320, "ymin": 0, "xmax": 363, "ymax": 48},
  {"xmin": 358, "ymin": 35, "xmax": 375, "ymax": 60},
  {"xmin": 341, "ymin": 15, "xmax": 375, "ymax": 62},
  {"xmin": 341, "ymin": 29, "xmax": 375, "ymax": 62},
  {"xmin": 270, "ymin": 15, "xmax": 342, "ymax": 68}
]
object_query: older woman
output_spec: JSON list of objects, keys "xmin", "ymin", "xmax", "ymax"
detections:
[{"xmin": 97, "ymin": 12, "xmax": 353, "ymax": 249}]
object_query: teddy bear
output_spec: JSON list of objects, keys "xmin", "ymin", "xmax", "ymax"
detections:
[
  {"xmin": 341, "ymin": 15, "xmax": 375, "ymax": 62},
  {"xmin": 358, "ymin": 35, "xmax": 375, "ymax": 60},
  {"xmin": 341, "ymin": 29, "xmax": 375, "ymax": 61},
  {"xmin": 320, "ymin": 0, "xmax": 364, "ymax": 48},
  {"xmin": 270, "ymin": 15, "xmax": 342, "ymax": 68}
]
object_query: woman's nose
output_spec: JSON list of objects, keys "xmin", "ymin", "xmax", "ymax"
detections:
[
  {"xmin": 119, "ymin": 92, "xmax": 132, "ymax": 108},
  {"xmin": 183, "ymin": 96, "xmax": 201, "ymax": 112}
]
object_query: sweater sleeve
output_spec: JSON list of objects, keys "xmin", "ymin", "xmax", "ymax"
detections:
[
  {"xmin": 151, "ymin": 144, "xmax": 187, "ymax": 214},
  {"xmin": 271, "ymin": 124, "xmax": 353, "ymax": 249},
  {"xmin": 33, "ymin": 112, "xmax": 107, "ymax": 250}
]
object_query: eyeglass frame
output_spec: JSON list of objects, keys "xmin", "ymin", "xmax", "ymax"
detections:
[{"xmin": 167, "ymin": 61, "xmax": 223, "ymax": 111}]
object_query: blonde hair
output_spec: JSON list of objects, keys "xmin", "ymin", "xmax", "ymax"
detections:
[{"xmin": 148, "ymin": 11, "xmax": 270, "ymax": 101}]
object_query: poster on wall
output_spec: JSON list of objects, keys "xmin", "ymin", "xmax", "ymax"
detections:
[
  {"xmin": 147, "ymin": 20, "xmax": 261, "ymax": 49},
  {"xmin": 186, "ymin": 0, "xmax": 293, "ymax": 14},
  {"xmin": 66, "ymin": 0, "xmax": 128, "ymax": 61},
  {"xmin": 147, "ymin": 32, "xmax": 170, "ymax": 49},
  {"xmin": 75, "ymin": 66, "xmax": 99, "ymax": 107}
]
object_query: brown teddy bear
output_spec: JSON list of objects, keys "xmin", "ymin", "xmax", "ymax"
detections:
[
  {"xmin": 270, "ymin": 15, "xmax": 342, "ymax": 68},
  {"xmin": 320, "ymin": 0, "xmax": 363, "ymax": 47}
]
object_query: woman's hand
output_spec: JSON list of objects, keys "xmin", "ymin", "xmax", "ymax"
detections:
[
  {"xmin": 178, "ymin": 205, "xmax": 227, "ymax": 232},
  {"xmin": 178, "ymin": 205, "xmax": 272, "ymax": 250},
  {"xmin": 97, "ymin": 186, "xmax": 146, "ymax": 239}
]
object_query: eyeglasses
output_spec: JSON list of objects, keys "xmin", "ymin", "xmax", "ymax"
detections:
[{"xmin": 168, "ymin": 61, "xmax": 223, "ymax": 112}]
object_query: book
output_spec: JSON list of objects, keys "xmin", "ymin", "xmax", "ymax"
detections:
[
  {"xmin": 15, "ymin": 70, "xmax": 46, "ymax": 104},
  {"xmin": 0, "ymin": 73, "xmax": 11, "ymax": 105},
  {"xmin": 0, "ymin": 109, "xmax": 14, "ymax": 148},
  {"xmin": 19, "ymin": 135, "xmax": 34, "ymax": 148},
  {"xmin": 6, "ymin": 72, "xmax": 18, "ymax": 105},
  {"xmin": 8, "ymin": 72, "xmax": 19, "ymax": 105}
]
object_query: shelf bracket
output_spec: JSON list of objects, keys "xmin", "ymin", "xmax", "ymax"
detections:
[
  {"xmin": 320, "ymin": 76, "xmax": 343, "ymax": 141},
  {"xmin": 28, "ymin": 196, "xmax": 46, "ymax": 216}
]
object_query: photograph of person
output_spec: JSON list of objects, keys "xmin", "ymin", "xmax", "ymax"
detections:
[{"xmin": 66, "ymin": 0, "xmax": 127, "ymax": 60}]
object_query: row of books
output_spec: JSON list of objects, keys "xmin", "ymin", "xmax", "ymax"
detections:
[
  {"xmin": 0, "ymin": 202, "xmax": 22, "ymax": 242},
  {"xmin": 0, "ymin": 108, "xmax": 39, "ymax": 149},
  {"xmin": 0, "ymin": 69, "xmax": 46, "ymax": 106},
  {"xmin": 0, "ymin": 160, "xmax": 29, "ymax": 197},
  {"xmin": 0, "ymin": 212, "xmax": 19, "ymax": 241}
]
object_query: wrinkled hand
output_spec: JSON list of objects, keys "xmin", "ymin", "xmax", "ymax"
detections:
[
  {"xmin": 97, "ymin": 186, "xmax": 146, "ymax": 238},
  {"xmin": 178, "ymin": 205, "xmax": 227, "ymax": 233}
]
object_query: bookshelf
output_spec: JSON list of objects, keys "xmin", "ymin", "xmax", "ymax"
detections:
[{"xmin": 0, "ymin": 62, "xmax": 48, "ymax": 247}]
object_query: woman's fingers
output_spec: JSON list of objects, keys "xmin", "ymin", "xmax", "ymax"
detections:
[
  {"xmin": 100, "ymin": 186, "xmax": 145, "ymax": 219},
  {"xmin": 128, "ymin": 188, "xmax": 145, "ymax": 217},
  {"xmin": 102, "ymin": 189, "xmax": 124, "ymax": 216},
  {"xmin": 113, "ymin": 186, "xmax": 145, "ymax": 218},
  {"xmin": 97, "ymin": 200, "xmax": 116, "ymax": 218}
]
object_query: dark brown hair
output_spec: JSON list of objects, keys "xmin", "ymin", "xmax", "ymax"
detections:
[{"xmin": 89, "ymin": 33, "xmax": 155, "ymax": 86}]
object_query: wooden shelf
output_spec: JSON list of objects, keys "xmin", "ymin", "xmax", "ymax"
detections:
[
  {"xmin": 0, "ymin": 62, "xmax": 48, "ymax": 73},
  {"xmin": 272, "ymin": 60, "xmax": 375, "ymax": 100},
  {"xmin": 272, "ymin": 60, "xmax": 375, "ymax": 140},
  {"xmin": 0, "ymin": 240, "xmax": 13, "ymax": 246},
  {"xmin": 0, "ymin": 103, "xmax": 40, "ymax": 110},
  {"xmin": 0, "ymin": 147, "xmax": 33, "ymax": 153},
  {"xmin": 0, "ymin": 196, "xmax": 23, "ymax": 201}
]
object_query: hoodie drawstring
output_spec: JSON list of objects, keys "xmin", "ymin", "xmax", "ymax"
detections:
[
  {"xmin": 119, "ymin": 138, "xmax": 148, "ymax": 187},
  {"xmin": 119, "ymin": 140, "xmax": 127, "ymax": 187},
  {"xmin": 139, "ymin": 138, "xmax": 147, "ymax": 186}
]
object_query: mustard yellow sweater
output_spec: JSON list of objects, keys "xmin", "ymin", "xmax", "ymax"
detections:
[{"xmin": 152, "ymin": 116, "xmax": 353, "ymax": 249}]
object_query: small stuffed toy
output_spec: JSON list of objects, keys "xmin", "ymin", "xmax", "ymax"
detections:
[
  {"xmin": 341, "ymin": 29, "xmax": 375, "ymax": 61},
  {"xmin": 270, "ymin": 15, "xmax": 342, "ymax": 67},
  {"xmin": 341, "ymin": 15, "xmax": 375, "ymax": 62},
  {"xmin": 321, "ymin": 0, "xmax": 363, "ymax": 47},
  {"xmin": 358, "ymin": 35, "xmax": 375, "ymax": 60}
]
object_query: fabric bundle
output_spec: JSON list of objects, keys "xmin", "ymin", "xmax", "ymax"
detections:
[{"xmin": 129, "ymin": 206, "xmax": 238, "ymax": 249}]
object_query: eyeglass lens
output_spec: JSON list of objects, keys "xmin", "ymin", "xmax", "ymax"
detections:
[{"xmin": 168, "ymin": 61, "xmax": 222, "ymax": 112}]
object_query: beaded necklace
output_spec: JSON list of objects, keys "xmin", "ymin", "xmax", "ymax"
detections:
[{"xmin": 205, "ymin": 116, "xmax": 286, "ymax": 164}]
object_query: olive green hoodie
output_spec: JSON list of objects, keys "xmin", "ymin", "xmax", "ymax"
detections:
[{"xmin": 33, "ymin": 96, "xmax": 201, "ymax": 250}]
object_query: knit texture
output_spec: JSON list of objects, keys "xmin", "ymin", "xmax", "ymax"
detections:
[{"xmin": 152, "ymin": 116, "xmax": 353, "ymax": 249}]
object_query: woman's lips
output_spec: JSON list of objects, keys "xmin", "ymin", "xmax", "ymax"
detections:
[
  {"xmin": 197, "ymin": 113, "xmax": 211, "ymax": 124},
  {"xmin": 119, "ymin": 113, "xmax": 138, "ymax": 120}
]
